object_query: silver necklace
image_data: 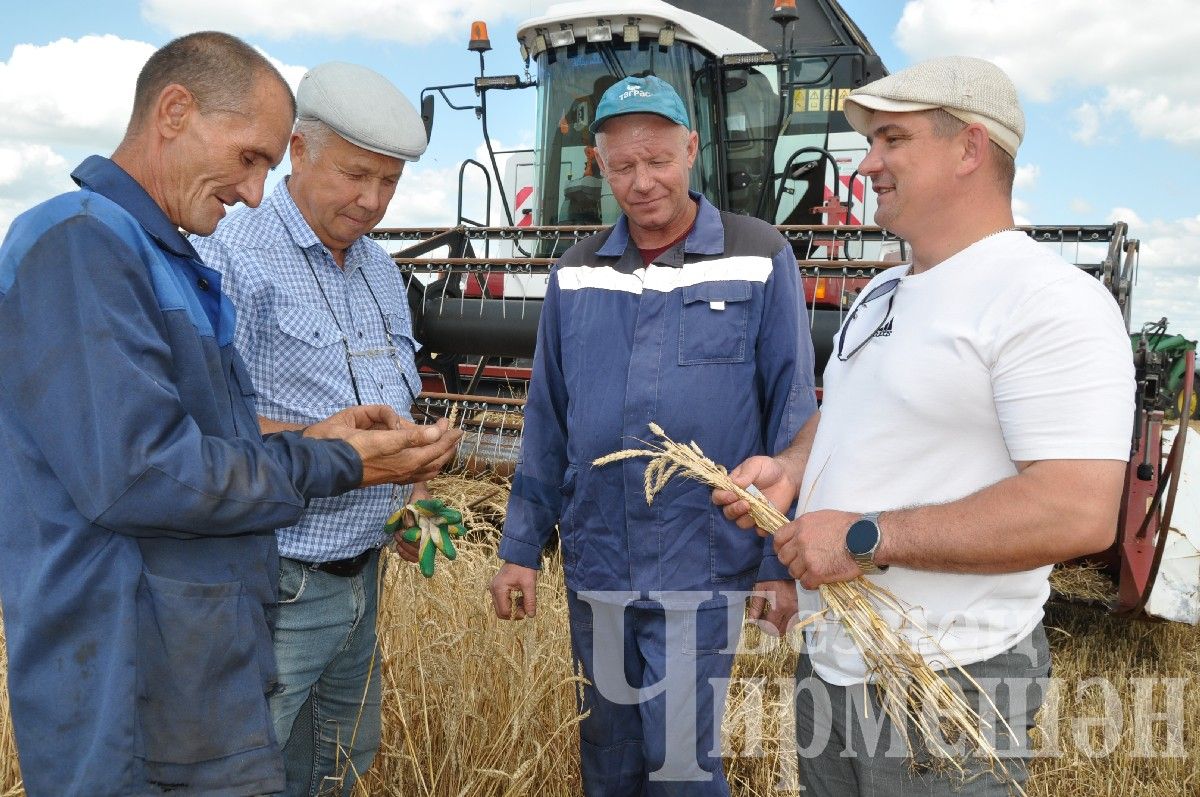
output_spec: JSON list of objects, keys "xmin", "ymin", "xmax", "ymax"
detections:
[{"xmin": 977, "ymin": 226, "xmax": 1018, "ymax": 244}]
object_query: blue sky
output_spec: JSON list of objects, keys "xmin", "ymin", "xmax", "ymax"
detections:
[{"xmin": 1, "ymin": 0, "xmax": 1197, "ymax": 339}]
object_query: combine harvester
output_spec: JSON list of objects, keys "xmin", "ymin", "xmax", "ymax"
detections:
[{"xmin": 372, "ymin": 0, "xmax": 1199, "ymax": 623}]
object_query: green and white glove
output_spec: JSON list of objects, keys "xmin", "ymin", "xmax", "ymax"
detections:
[{"xmin": 385, "ymin": 498, "xmax": 467, "ymax": 578}]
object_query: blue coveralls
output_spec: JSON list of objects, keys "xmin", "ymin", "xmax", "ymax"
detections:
[
  {"xmin": 500, "ymin": 194, "xmax": 817, "ymax": 795},
  {"xmin": 0, "ymin": 156, "xmax": 363, "ymax": 796}
]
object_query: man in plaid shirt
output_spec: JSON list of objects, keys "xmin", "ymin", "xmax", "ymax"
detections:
[{"xmin": 192, "ymin": 62, "xmax": 433, "ymax": 796}]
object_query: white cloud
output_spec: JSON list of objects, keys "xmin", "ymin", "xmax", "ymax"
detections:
[
  {"xmin": 1120, "ymin": 212, "xmax": 1200, "ymax": 338},
  {"xmin": 380, "ymin": 163, "xmax": 464, "ymax": 229},
  {"xmin": 0, "ymin": 144, "xmax": 72, "ymax": 234},
  {"xmin": 1071, "ymin": 102, "xmax": 1102, "ymax": 145},
  {"xmin": 0, "ymin": 35, "xmax": 305, "ymax": 151},
  {"xmin": 380, "ymin": 140, "xmax": 532, "ymax": 230},
  {"xmin": 1109, "ymin": 206, "xmax": 1145, "ymax": 228},
  {"xmin": 1132, "ymin": 214, "xmax": 1200, "ymax": 269},
  {"xmin": 895, "ymin": 0, "xmax": 1200, "ymax": 148},
  {"xmin": 0, "ymin": 144, "xmax": 69, "ymax": 191},
  {"xmin": 141, "ymin": 0, "xmax": 560, "ymax": 43},
  {"xmin": 1131, "ymin": 266, "xmax": 1200, "ymax": 340},
  {"xmin": 264, "ymin": 56, "xmax": 308, "ymax": 94},
  {"xmin": 1013, "ymin": 163, "xmax": 1039, "ymax": 191},
  {"xmin": 1070, "ymin": 198, "xmax": 1093, "ymax": 216},
  {"xmin": 0, "ymin": 34, "xmax": 306, "ymax": 245},
  {"xmin": 1010, "ymin": 196, "xmax": 1032, "ymax": 227},
  {"xmin": 1100, "ymin": 86, "xmax": 1200, "ymax": 146},
  {"xmin": 0, "ymin": 35, "xmax": 156, "ymax": 149}
]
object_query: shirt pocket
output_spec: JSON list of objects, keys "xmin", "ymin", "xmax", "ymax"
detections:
[
  {"xmin": 678, "ymin": 280, "xmax": 753, "ymax": 365},
  {"xmin": 135, "ymin": 570, "xmax": 274, "ymax": 765},
  {"xmin": 379, "ymin": 312, "xmax": 424, "ymax": 404},
  {"xmin": 272, "ymin": 306, "xmax": 350, "ymax": 410}
]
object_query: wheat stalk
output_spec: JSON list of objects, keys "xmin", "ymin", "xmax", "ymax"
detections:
[{"xmin": 594, "ymin": 423, "xmax": 1026, "ymax": 794}]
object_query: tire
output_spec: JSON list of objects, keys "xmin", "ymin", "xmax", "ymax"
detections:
[{"xmin": 1175, "ymin": 383, "xmax": 1199, "ymax": 421}]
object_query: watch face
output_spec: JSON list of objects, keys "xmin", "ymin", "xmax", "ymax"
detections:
[{"xmin": 846, "ymin": 519, "xmax": 879, "ymax": 556}]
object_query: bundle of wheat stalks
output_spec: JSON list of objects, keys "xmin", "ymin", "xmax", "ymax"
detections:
[{"xmin": 594, "ymin": 423, "xmax": 1024, "ymax": 793}]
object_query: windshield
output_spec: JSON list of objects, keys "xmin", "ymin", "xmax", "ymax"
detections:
[
  {"xmin": 770, "ymin": 54, "xmax": 864, "ymax": 226},
  {"xmin": 533, "ymin": 40, "xmax": 715, "ymax": 229}
]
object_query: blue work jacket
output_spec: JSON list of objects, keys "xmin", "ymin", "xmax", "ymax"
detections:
[
  {"xmin": 499, "ymin": 194, "xmax": 816, "ymax": 601},
  {"xmin": 0, "ymin": 157, "xmax": 362, "ymax": 796}
]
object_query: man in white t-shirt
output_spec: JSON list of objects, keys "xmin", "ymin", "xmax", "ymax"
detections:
[{"xmin": 714, "ymin": 56, "xmax": 1133, "ymax": 795}]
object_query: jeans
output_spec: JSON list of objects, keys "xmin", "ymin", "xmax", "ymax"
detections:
[
  {"xmin": 794, "ymin": 623, "xmax": 1051, "ymax": 797},
  {"xmin": 567, "ymin": 590, "xmax": 743, "ymax": 797},
  {"xmin": 271, "ymin": 550, "xmax": 383, "ymax": 797}
]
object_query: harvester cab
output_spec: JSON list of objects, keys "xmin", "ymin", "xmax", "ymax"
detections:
[
  {"xmin": 379, "ymin": 0, "xmax": 898, "ymax": 392},
  {"xmin": 372, "ymin": 0, "xmax": 1199, "ymax": 624},
  {"xmin": 515, "ymin": 0, "xmax": 885, "ymax": 236}
]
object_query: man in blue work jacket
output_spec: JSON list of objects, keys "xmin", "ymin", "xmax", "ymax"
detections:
[
  {"xmin": 490, "ymin": 76, "xmax": 817, "ymax": 795},
  {"xmin": 0, "ymin": 32, "xmax": 459, "ymax": 797}
]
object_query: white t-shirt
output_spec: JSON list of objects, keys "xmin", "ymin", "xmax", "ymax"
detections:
[{"xmin": 799, "ymin": 231, "xmax": 1134, "ymax": 686}]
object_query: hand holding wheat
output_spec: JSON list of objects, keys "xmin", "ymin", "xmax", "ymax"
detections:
[{"xmin": 594, "ymin": 423, "xmax": 1027, "ymax": 795}]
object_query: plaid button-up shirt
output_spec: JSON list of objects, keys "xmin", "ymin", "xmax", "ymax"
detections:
[{"xmin": 192, "ymin": 180, "xmax": 422, "ymax": 561}]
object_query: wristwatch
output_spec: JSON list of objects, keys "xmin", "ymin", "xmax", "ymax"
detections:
[{"xmin": 846, "ymin": 512, "xmax": 888, "ymax": 574}]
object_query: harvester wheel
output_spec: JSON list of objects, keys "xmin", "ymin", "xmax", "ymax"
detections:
[{"xmin": 1178, "ymin": 383, "xmax": 1200, "ymax": 420}]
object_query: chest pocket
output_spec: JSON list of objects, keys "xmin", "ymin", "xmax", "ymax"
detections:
[
  {"xmin": 678, "ymin": 280, "xmax": 753, "ymax": 365},
  {"xmin": 276, "ymin": 305, "xmax": 343, "ymax": 350},
  {"xmin": 272, "ymin": 306, "xmax": 349, "ymax": 408},
  {"xmin": 367, "ymin": 312, "xmax": 423, "ymax": 406}
]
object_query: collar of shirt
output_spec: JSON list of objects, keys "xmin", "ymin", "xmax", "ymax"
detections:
[
  {"xmin": 270, "ymin": 178, "xmax": 375, "ymax": 274},
  {"xmin": 71, "ymin": 156, "xmax": 201, "ymax": 262},
  {"xmin": 71, "ymin": 156, "xmax": 233, "ymax": 344},
  {"xmin": 595, "ymin": 190, "xmax": 726, "ymax": 270}
]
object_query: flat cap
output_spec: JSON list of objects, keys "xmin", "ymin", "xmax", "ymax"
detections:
[
  {"xmin": 844, "ymin": 56, "xmax": 1024, "ymax": 157},
  {"xmin": 296, "ymin": 61, "xmax": 427, "ymax": 161}
]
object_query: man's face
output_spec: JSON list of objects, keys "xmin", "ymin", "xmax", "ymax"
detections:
[
  {"xmin": 287, "ymin": 131, "xmax": 404, "ymax": 254},
  {"xmin": 596, "ymin": 114, "xmax": 698, "ymax": 244},
  {"xmin": 858, "ymin": 110, "xmax": 960, "ymax": 238},
  {"xmin": 165, "ymin": 76, "xmax": 293, "ymax": 235}
]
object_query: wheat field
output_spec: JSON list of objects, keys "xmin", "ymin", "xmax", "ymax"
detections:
[{"xmin": 1, "ymin": 470, "xmax": 1198, "ymax": 796}]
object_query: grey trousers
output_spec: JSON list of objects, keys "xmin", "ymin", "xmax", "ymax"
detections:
[{"xmin": 794, "ymin": 623, "xmax": 1050, "ymax": 797}]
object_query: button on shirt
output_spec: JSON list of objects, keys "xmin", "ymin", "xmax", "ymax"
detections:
[{"xmin": 192, "ymin": 180, "xmax": 423, "ymax": 562}]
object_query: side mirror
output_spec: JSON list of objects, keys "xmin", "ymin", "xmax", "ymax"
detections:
[{"xmin": 421, "ymin": 94, "xmax": 436, "ymax": 143}]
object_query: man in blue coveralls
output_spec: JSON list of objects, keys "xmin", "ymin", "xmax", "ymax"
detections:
[
  {"xmin": 0, "ymin": 32, "xmax": 459, "ymax": 796},
  {"xmin": 490, "ymin": 76, "xmax": 817, "ymax": 795}
]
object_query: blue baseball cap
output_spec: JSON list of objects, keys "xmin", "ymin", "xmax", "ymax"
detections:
[{"xmin": 589, "ymin": 75, "xmax": 690, "ymax": 134}]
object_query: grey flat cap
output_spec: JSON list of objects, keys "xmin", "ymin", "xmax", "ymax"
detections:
[
  {"xmin": 296, "ymin": 62, "xmax": 427, "ymax": 161},
  {"xmin": 844, "ymin": 56, "xmax": 1024, "ymax": 157}
]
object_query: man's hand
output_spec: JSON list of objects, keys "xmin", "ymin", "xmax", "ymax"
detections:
[
  {"xmin": 343, "ymin": 418, "xmax": 462, "ymax": 488},
  {"xmin": 307, "ymin": 404, "xmax": 404, "ymax": 436},
  {"xmin": 490, "ymin": 562, "xmax": 538, "ymax": 620},
  {"xmin": 393, "ymin": 482, "xmax": 432, "ymax": 563},
  {"xmin": 774, "ymin": 509, "xmax": 861, "ymax": 590},
  {"xmin": 712, "ymin": 455, "xmax": 799, "ymax": 535},
  {"xmin": 747, "ymin": 579, "xmax": 798, "ymax": 637}
]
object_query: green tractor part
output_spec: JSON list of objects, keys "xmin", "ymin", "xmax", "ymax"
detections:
[{"xmin": 1132, "ymin": 319, "xmax": 1199, "ymax": 420}]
